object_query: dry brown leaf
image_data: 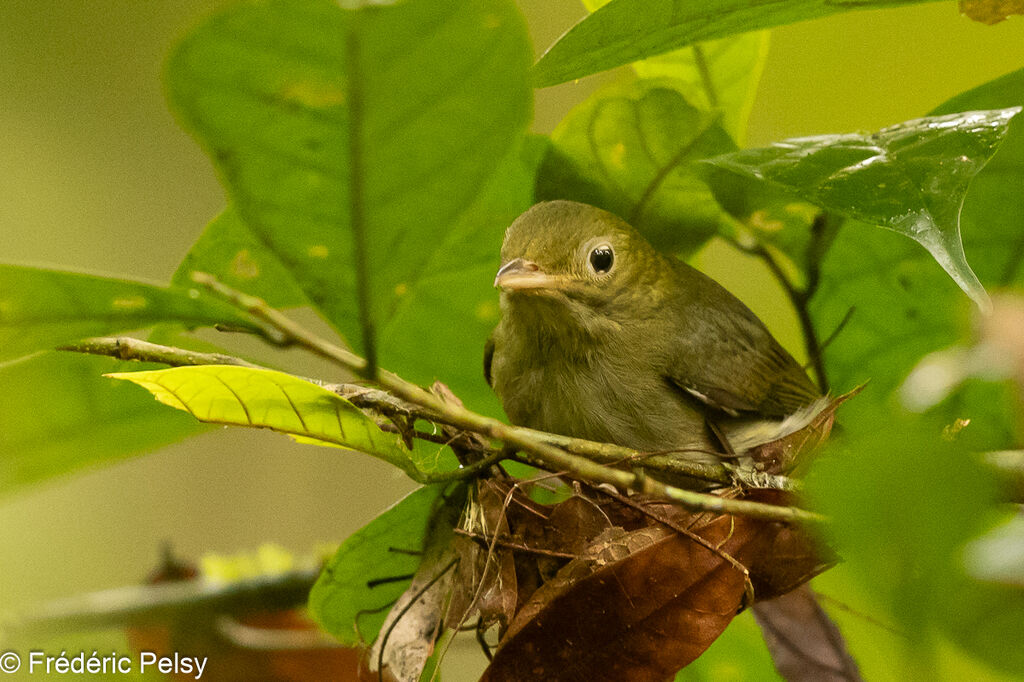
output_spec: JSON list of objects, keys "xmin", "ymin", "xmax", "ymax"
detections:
[
  {"xmin": 753, "ymin": 584, "xmax": 863, "ymax": 681},
  {"xmin": 481, "ymin": 520, "xmax": 749, "ymax": 682},
  {"xmin": 368, "ymin": 546, "xmax": 455, "ymax": 682},
  {"xmin": 472, "ymin": 484, "xmax": 835, "ymax": 681},
  {"xmin": 446, "ymin": 481, "xmax": 520, "ymax": 633},
  {"xmin": 750, "ymin": 386, "xmax": 864, "ymax": 474},
  {"xmin": 739, "ymin": 490, "xmax": 835, "ymax": 600},
  {"xmin": 960, "ymin": 0, "xmax": 1024, "ymax": 24}
]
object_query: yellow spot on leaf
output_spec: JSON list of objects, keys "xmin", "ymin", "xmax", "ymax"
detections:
[
  {"xmin": 609, "ymin": 142, "xmax": 626, "ymax": 168},
  {"xmin": 112, "ymin": 295, "xmax": 148, "ymax": 311},
  {"xmin": 230, "ymin": 249, "xmax": 261, "ymax": 280},
  {"xmin": 749, "ymin": 209, "xmax": 783, "ymax": 233},
  {"xmin": 783, "ymin": 203, "xmax": 819, "ymax": 223},
  {"xmin": 280, "ymin": 80, "xmax": 346, "ymax": 108},
  {"xmin": 307, "ymin": 245, "xmax": 329, "ymax": 259},
  {"xmin": 483, "ymin": 13, "xmax": 502, "ymax": 28},
  {"xmin": 394, "ymin": 282, "xmax": 408, "ymax": 296}
]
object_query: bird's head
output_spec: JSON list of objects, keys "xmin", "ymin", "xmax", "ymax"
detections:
[{"xmin": 495, "ymin": 201, "xmax": 662, "ymax": 326}]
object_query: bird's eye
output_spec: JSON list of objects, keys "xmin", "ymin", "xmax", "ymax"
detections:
[{"xmin": 589, "ymin": 245, "xmax": 614, "ymax": 274}]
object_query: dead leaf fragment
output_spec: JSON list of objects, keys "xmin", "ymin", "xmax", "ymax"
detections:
[
  {"xmin": 481, "ymin": 522, "xmax": 748, "ymax": 682},
  {"xmin": 960, "ymin": 0, "xmax": 1024, "ymax": 24},
  {"xmin": 750, "ymin": 386, "xmax": 864, "ymax": 474},
  {"xmin": 753, "ymin": 584, "xmax": 863, "ymax": 681}
]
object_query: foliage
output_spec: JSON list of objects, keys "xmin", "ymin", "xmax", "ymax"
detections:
[{"xmin": 2, "ymin": 0, "xmax": 1024, "ymax": 681}]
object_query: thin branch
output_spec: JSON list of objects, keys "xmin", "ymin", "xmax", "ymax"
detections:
[
  {"xmin": 59, "ymin": 334, "xmax": 800, "ymax": 495},
  {"xmin": 692, "ymin": 44, "xmax": 720, "ymax": 109},
  {"xmin": 199, "ymin": 274, "xmax": 823, "ymax": 522},
  {"xmin": 193, "ymin": 273, "xmax": 822, "ymax": 524},
  {"xmin": 749, "ymin": 241, "xmax": 829, "ymax": 394},
  {"xmin": 58, "ymin": 337, "xmax": 260, "ymax": 368},
  {"xmin": 453, "ymin": 528, "xmax": 578, "ymax": 561}
]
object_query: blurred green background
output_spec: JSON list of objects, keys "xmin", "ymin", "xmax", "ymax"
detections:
[{"xmin": 1, "ymin": 1, "xmax": 1023, "ymax": 679}]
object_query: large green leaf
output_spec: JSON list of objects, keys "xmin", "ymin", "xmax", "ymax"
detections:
[
  {"xmin": 0, "ymin": 264, "xmax": 256, "ymax": 363},
  {"xmin": 805, "ymin": 414, "xmax": 1009, "ymax": 670},
  {"xmin": 804, "ymin": 70, "xmax": 1024, "ymax": 674},
  {"xmin": 166, "ymin": 0, "xmax": 532, "ymax": 363},
  {"xmin": 309, "ymin": 484, "xmax": 454, "ymax": 645},
  {"xmin": 106, "ymin": 365, "xmax": 433, "ymax": 478},
  {"xmin": 579, "ymin": 0, "xmax": 769, "ymax": 145},
  {"xmin": 171, "ymin": 207, "xmax": 307, "ymax": 308},
  {"xmin": 173, "ymin": 140, "xmax": 543, "ymax": 417},
  {"xmin": 533, "ymin": 0, "xmax": 941, "ymax": 88},
  {"xmin": 809, "ymin": 69, "xmax": 1024, "ymax": 448},
  {"xmin": 379, "ymin": 138, "xmax": 543, "ymax": 415},
  {"xmin": 537, "ymin": 80, "xmax": 736, "ymax": 255},
  {"xmin": 707, "ymin": 108, "xmax": 1022, "ymax": 309},
  {"xmin": 633, "ymin": 34, "xmax": 768, "ymax": 147},
  {"xmin": 0, "ymin": 352, "xmax": 204, "ymax": 496}
]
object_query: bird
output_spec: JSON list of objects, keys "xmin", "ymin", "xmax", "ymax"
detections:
[{"xmin": 484, "ymin": 200, "xmax": 825, "ymax": 469}]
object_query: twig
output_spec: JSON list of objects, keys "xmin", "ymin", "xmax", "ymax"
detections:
[
  {"xmin": 453, "ymin": 528, "xmax": 578, "ymax": 561},
  {"xmin": 747, "ymin": 241, "xmax": 829, "ymax": 393},
  {"xmin": 193, "ymin": 272, "xmax": 823, "ymax": 524},
  {"xmin": 59, "ymin": 335, "xmax": 800, "ymax": 495},
  {"xmin": 692, "ymin": 44, "xmax": 720, "ymax": 109},
  {"xmin": 58, "ymin": 337, "xmax": 260, "ymax": 368},
  {"xmin": 729, "ymin": 212, "xmax": 839, "ymax": 395},
  {"xmin": 59, "ymin": 335, "xmax": 500, "ymax": 485}
]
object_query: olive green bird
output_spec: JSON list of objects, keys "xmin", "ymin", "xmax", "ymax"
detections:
[{"xmin": 484, "ymin": 200, "xmax": 825, "ymax": 465}]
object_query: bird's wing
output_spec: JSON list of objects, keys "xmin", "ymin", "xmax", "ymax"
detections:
[{"xmin": 664, "ymin": 283, "xmax": 820, "ymax": 419}]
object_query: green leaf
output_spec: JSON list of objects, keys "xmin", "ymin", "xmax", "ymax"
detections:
[
  {"xmin": 537, "ymin": 80, "xmax": 736, "ymax": 255},
  {"xmin": 810, "ymin": 69, "xmax": 1024, "ymax": 448},
  {"xmin": 707, "ymin": 108, "xmax": 1022, "ymax": 309},
  {"xmin": 579, "ymin": 0, "xmax": 769, "ymax": 144},
  {"xmin": 380, "ymin": 138, "xmax": 544, "ymax": 415},
  {"xmin": 0, "ymin": 352, "xmax": 204, "ymax": 497},
  {"xmin": 532, "ymin": 0, "xmax": 942, "ymax": 88},
  {"xmin": 105, "ymin": 365, "xmax": 426, "ymax": 477},
  {"xmin": 702, "ymin": 164, "xmax": 830, "ymax": 288},
  {"xmin": 0, "ymin": 264, "xmax": 256, "ymax": 363},
  {"xmin": 804, "ymin": 414, "xmax": 1001, "ymax": 662},
  {"xmin": 633, "ymin": 35, "xmax": 769, "ymax": 146},
  {"xmin": 309, "ymin": 484, "xmax": 453, "ymax": 645},
  {"xmin": 171, "ymin": 207, "xmax": 308, "ymax": 308},
  {"xmin": 172, "ymin": 139, "xmax": 544, "ymax": 417},
  {"xmin": 166, "ymin": 0, "xmax": 533, "ymax": 361}
]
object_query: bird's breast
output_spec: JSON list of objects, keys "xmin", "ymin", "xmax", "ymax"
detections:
[{"xmin": 490, "ymin": 323, "xmax": 713, "ymax": 457}]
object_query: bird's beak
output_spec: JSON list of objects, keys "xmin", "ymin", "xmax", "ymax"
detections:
[{"xmin": 494, "ymin": 258, "xmax": 563, "ymax": 292}]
